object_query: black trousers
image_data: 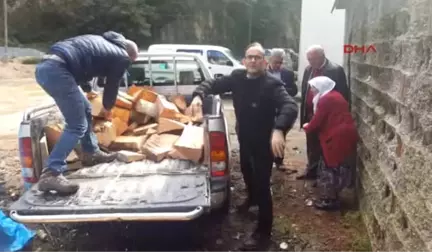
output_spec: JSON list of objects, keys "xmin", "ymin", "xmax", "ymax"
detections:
[
  {"xmin": 305, "ymin": 132, "xmax": 321, "ymax": 176},
  {"xmin": 238, "ymin": 137, "xmax": 274, "ymax": 234},
  {"xmin": 235, "ymin": 121, "xmax": 283, "ymax": 166}
]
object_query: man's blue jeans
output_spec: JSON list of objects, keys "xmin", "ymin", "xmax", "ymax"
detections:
[{"xmin": 35, "ymin": 59, "xmax": 100, "ymax": 174}]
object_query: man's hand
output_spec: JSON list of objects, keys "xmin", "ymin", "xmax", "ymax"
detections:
[
  {"xmin": 191, "ymin": 96, "xmax": 203, "ymax": 108},
  {"xmin": 271, "ymin": 129, "xmax": 285, "ymax": 158},
  {"xmin": 302, "ymin": 123, "xmax": 309, "ymax": 128},
  {"xmin": 86, "ymin": 90, "xmax": 98, "ymax": 99},
  {"xmin": 186, "ymin": 96, "xmax": 203, "ymax": 122},
  {"xmin": 102, "ymin": 108, "xmax": 112, "ymax": 121}
]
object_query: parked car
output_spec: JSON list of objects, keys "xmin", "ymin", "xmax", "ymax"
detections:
[
  {"xmin": 9, "ymin": 52, "xmax": 231, "ymax": 224},
  {"xmin": 148, "ymin": 44, "xmax": 244, "ymax": 79}
]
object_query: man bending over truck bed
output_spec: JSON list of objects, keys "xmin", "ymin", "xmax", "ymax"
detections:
[
  {"xmin": 34, "ymin": 31, "xmax": 139, "ymax": 195},
  {"xmin": 190, "ymin": 42, "xmax": 298, "ymax": 250}
]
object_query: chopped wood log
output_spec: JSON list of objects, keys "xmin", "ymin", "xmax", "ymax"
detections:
[
  {"xmin": 112, "ymin": 117, "xmax": 128, "ymax": 136},
  {"xmin": 156, "ymin": 96, "xmax": 179, "ymax": 119},
  {"xmin": 93, "ymin": 121, "xmax": 117, "ymax": 148},
  {"xmin": 142, "ymin": 134, "xmax": 180, "ymax": 162},
  {"xmin": 169, "ymin": 95, "xmax": 187, "ymax": 112},
  {"xmin": 44, "ymin": 124, "xmax": 64, "ymax": 152},
  {"xmin": 135, "ymin": 99, "xmax": 158, "ymax": 117},
  {"xmin": 131, "ymin": 111, "xmax": 151, "ymax": 125},
  {"xmin": 185, "ymin": 105, "xmax": 203, "ymax": 124},
  {"xmin": 140, "ymin": 89, "xmax": 159, "ymax": 102},
  {"xmin": 133, "ymin": 123, "xmax": 158, "ymax": 136},
  {"xmin": 117, "ymin": 150, "xmax": 146, "ymax": 163},
  {"xmin": 115, "ymin": 95, "xmax": 133, "ymax": 110},
  {"xmin": 109, "ymin": 135, "xmax": 148, "ymax": 152},
  {"xmin": 117, "ymin": 91, "xmax": 134, "ymax": 102},
  {"xmin": 157, "ymin": 118, "xmax": 185, "ymax": 134},
  {"xmin": 168, "ymin": 125, "xmax": 204, "ymax": 163},
  {"xmin": 112, "ymin": 106, "xmax": 131, "ymax": 123},
  {"xmin": 127, "ymin": 122, "xmax": 139, "ymax": 132},
  {"xmin": 89, "ymin": 96, "xmax": 104, "ymax": 117},
  {"xmin": 146, "ymin": 128, "xmax": 157, "ymax": 135}
]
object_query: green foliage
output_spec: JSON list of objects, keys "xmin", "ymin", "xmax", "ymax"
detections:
[
  {"xmin": 2, "ymin": 0, "xmax": 301, "ymax": 53},
  {"xmin": 20, "ymin": 56, "xmax": 42, "ymax": 64}
]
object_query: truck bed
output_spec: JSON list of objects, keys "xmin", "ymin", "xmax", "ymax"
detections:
[
  {"xmin": 10, "ymin": 159, "xmax": 211, "ymax": 222},
  {"xmin": 11, "ymin": 92, "xmax": 228, "ymax": 223}
]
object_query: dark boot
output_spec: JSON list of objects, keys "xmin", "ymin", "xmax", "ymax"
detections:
[
  {"xmin": 236, "ymin": 199, "xmax": 257, "ymax": 214},
  {"xmin": 313, "ymin": 198, "xmax": 340, "ymax": 211},
  {"xmin": 240, "ymin": 230, "xmax": 271, "ymax": 251},
  {"xmin": 296, "ymin": 166, "xmax": 317, "ymax": 180},
  {"xmin": 82, "ymin": 150, "xmax": 118, "ymax": 167},
  {"xmin": 38, "ymin": 171, "xmax": 79, "ymax": 195},
  {"xmin": 296, "ymin": 173, "xmax": 317, "ymax": 180},
  {"xmin": 274, "ymin": 157, "xmax": 284, "ymax": 171}
]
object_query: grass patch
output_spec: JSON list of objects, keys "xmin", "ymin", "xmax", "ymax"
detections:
[
  {"xmin": 20, "ymin": 56, "xmax": 42, "ymax": 64},
  {"xmin": 274, "ymin": 215, "xmax": 292, "ymax": 235},
  {"xmin": 350, "ymin": 235, "xmax": 372, "ymax": 251},
  {"xmin": 342, "ymin": 211, "xmax": 372, "ymax": 251}
]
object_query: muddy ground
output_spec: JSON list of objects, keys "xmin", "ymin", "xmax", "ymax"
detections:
[{"xmin": 0, "ymin": 61, "xmax": 371, "ymax": 251}]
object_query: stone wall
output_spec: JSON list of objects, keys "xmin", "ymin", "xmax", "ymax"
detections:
[{"xmin": 342, "ymin": 0, "xmax": 432, "ymax": 250}]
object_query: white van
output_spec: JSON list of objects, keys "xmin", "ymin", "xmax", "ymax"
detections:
[{"xmin": 148, "ymin": 44, "xmax": 245, "ymax": 78}]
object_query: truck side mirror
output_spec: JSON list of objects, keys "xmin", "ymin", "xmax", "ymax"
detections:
[
  {"xmin": 214, "ymin": 74, "xmax": 224, "ymax": 79},
  {"xmin": 226, "ymin": 61, "xmax": 234, "ymax": 67}
]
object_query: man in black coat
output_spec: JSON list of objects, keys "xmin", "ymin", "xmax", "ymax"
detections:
[
  {"xmin": 297, "ymin": 45, "xmax": 350, "ymax": 180},
  {"xmin": 35, "ymin": 31, "xmax": 138, "ymax": 195},
  {"xmin": 267, "ymin": 48, "xmax": 298, "ymax": 170},
  {"xmin": 190, "ymin": 42, "xmax": 298, "ymax": 249},
  {"xmin": 267, "ymin": 48, "xmax": 298, "ymax": 97}
]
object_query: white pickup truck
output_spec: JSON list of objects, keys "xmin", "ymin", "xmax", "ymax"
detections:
[{"xmin": 9, "ymin": 52, "xmax": 232, "ymax": 224}]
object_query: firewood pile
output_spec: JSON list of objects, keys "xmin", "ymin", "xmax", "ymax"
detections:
[{"xmin": 44, "ymin": 86, "xmax": 205, "ymax": 166}]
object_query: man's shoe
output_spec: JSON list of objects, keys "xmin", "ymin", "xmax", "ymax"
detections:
[
  {"xmin": 82, "ymin": 150, "xmax": 118, "ymax": 167},
  {"xmin": 240, "ymin": 231, "xmax": 271, "ymax": 250},
  {"xmin": 274, "ymin": 163, "xmax": 285, "ymax": 171},
  {"xmin": 38, "ymin": 172, "xmax": 79, "ymax": 195},
  {"xmin": 313, "ymin": 198, "xmax": 340, "ymax": 211},
  {"xmin": 236, "ymin": 199, "xmax": 257, "ymax": 214},
  {"xmin": 296, "ymin": 170, "xmax": 317, "ymax": 180}
]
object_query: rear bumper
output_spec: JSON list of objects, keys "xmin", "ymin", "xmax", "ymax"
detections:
[{"xmin": 9, "ymin": 207, "xmax": 204, "ymax": 224}]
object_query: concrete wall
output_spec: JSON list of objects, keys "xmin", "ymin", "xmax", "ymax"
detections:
[
  {"xmin": 0, "ymin": 47, "xmax": 44, "ymax": 58},
  {"xmin": 340, "ymin": 0, "xmax": 432, "ymax": 250},
  {"xmin": 298, "ymin": 0, "xmax": 345, "ymax": 87}
]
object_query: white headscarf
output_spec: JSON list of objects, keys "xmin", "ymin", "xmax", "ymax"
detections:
[{"xmin": 308, "ymin": 76, "xmax": 336, "ymax": 113}]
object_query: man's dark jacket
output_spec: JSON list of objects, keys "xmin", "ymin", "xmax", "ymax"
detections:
[
  {"xmin": 300, "ymin": 58, "xmax": 350, "ymax": 127},
  {"xmin": 267, "ymin": 67, "xmax": 298, "ymax": 97},
  {"xmin": 48, "ymin": 31, "xmax": 131, "ymax": 110},
  {"xmin": 193, "ymin": 69, "xmax": 298, "ymax": 144}
]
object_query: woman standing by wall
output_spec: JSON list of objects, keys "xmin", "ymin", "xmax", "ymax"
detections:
[{"xmin": 302, "ymin": 76, "xmax": 358, "ymax": 210}]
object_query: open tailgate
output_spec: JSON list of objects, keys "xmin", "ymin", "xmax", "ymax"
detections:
[{"xmin": 9, "ymin": 159, "xmax": 210, "ymax": 223}]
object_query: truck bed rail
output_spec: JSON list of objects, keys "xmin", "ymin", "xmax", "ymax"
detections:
[{"xmin": 9, "ymin": 206, "xmax": 204, "ymax": 223}]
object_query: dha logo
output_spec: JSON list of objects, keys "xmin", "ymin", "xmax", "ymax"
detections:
[{"xmin": 343, "ymin": 44, "xmax": 376, "ymax": 54}]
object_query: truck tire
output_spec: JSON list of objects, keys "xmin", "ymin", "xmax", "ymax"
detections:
[{"xmin": 214, "ymin": 183, "xmax": 231, "ymax": 216}]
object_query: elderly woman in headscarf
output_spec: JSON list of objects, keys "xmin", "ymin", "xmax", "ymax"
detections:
[{"xmin": 302, "ymin": 76, "xmax": 358, "ymax": 210}]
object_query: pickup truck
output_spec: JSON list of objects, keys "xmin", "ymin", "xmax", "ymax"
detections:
[{"xmin": 9, "ymin": 52, "xmax": 232, "ymax": 224}]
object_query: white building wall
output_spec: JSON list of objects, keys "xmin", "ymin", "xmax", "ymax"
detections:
[{"xmin": 297, "ymin": 0, "xmax": 346, "ymax": 89}]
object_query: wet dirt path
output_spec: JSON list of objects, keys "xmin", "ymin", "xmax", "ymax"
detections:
[
  {"xmin": 0, "ymin": 62, "xmax": 370, "ymax": 251},
  {"xmin": 26, "ymin": 104, "xmax": 369, "ymax": 251},
  {"xmin": 0, "ymin": 62, "xmax": 50, "ymax": 195}
]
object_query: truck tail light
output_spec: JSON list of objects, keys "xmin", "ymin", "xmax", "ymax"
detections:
[
  {"xmin": 209, "ymin": 131, "xmax": 228, "ymax": 177},
  {"xmin": 18, "ymin": 124, "xmax": 37, "ymax": 190}
]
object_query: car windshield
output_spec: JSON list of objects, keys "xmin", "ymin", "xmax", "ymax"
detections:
[
  {"xmin": 125, "ymin": 58, "xmax": 206, "ymax": 86},
  {"xmin": 223, "ymin": 49, "xmax": 235, "ymax": 58}
]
